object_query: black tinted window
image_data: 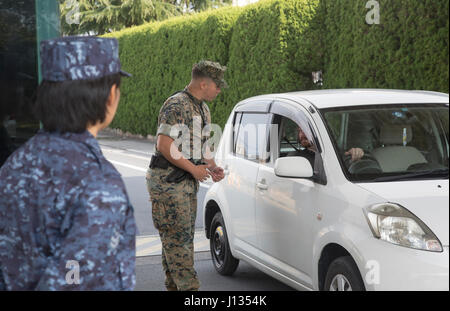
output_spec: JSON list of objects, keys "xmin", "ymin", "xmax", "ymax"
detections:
[
  {"xmin": 1, "ymin": 1, "xmax": 59, "ymax": 168},
  {"xmin": 1, "ymin": 1, "xmax": 40, "ymax": 167}
]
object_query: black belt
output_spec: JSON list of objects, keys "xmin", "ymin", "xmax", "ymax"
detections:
[{"xmin": 149, "ymin": 154, "xmax": 204, "ymax": 183}]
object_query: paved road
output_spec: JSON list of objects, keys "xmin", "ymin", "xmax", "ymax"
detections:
[
  {"xmin": 98, "ymin": 133, "xmax": 209, "ymax": 236},
  {"xmin": 136, "ymin": 252, "xmax": 294, "ymax": 291},
  {"xmin": 97, "ymin": 131, "xmax": 296, "ymax": 291}
]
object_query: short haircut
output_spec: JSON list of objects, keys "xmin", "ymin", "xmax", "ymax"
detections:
[
  {"xmin": 191, "ymin": 65, "xmax": 209, "ymax": 80},
  {"xmin": 34, "ymin": 73, "xmax": 121, "ymax": 133}
]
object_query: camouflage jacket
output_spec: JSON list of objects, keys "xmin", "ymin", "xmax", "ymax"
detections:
[
  {"xmin": 147, "ymin": 87, "xmax": 211, "ymax": 200},
  {"xmin": 0, "ymin": 130, "xmax": 136, "ymax": 290}
]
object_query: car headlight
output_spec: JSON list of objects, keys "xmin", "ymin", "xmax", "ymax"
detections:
[{"xmin": 364, "ymin": 203, "xmax": 443, "ymax": 252}]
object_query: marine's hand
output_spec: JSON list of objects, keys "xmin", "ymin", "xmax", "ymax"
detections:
[
  {"xmin": 209, "ymin": 166, "xmax": 225, "ymax": 183},
  {"xmin": 190, "ymin": 164, "xmax": 212, "ymax": 182}
]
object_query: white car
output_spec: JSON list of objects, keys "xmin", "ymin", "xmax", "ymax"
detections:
[{"xmin": 203, "ymin": 89, "xmax": 449, "ymax": 291}]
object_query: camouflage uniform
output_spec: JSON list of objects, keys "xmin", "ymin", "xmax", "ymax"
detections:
[
  {"xmin": 0, "ymin": 36, "xmax": 135, "ymax": 291},
  {"xmin": 146, "ymin": 60, "xmax": 227, "ymax": 291},
  {"xmin": 0, "ymin": 131, "xmax": 136, "ymax": 290}
]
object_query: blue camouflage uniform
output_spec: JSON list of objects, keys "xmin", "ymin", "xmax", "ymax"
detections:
[
  {"xmin": 0, "ymin": 36, "xmax": 135, "ymax": 290},
  {"xmin": 0, "ymin": 130, "xmax": 136, "ymax": 290}
]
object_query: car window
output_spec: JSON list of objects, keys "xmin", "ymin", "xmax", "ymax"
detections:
[
  {"xmin": 280, "ymin": 118, "xmax": 301, "ymax": 154},
  {"xmin": 232, "ymin": 112, "xmax": 242, "ymax": 152},
  {"xmin": 326, "ymin": 112, "xmax": 342, "ymax": 141},
  {"xmin": 321, "ymin": 104, "xmax": 449, "ymax": 182},
  {"xmin": 234, "ymin": 112, "xmax": 270, "ymax": 162},
  {"xmin": 277, "ymin": 115, "xmax": 317, "ymax": 169}
]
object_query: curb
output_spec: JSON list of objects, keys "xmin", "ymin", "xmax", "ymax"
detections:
[{"xmin": 99, "ymin": 127, "xmax": 157, "ymax": 143}]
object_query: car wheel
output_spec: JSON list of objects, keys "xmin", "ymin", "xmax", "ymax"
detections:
[
  {"xmin": 209, "ymin": 212, "xmax": 239, "ymax": 276},
  {"xmin": 324, "ymin": 256, "xmax": 365, "ymax": 291}
]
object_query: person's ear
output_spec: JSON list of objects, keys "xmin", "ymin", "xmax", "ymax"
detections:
[
  {"xmin": 107, "ymin": 84, "xmax": 118, "ymax": 107},
  {"xmin": 199, "ymin": 78, "xmax": 209, "ymax": 90}
]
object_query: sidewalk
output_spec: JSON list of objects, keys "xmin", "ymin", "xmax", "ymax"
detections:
[{"xmin": 97, "ymin": 127, "xmax": 156, "ymax": 155}]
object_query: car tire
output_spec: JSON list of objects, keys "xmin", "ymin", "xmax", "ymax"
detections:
[
  {"xmin": 324, "ymin": 256, "xmax": 366, "ymax": 291},
  {"xmin": 209, "ymin": 212, "xmax": 239, "ymax": 276}
]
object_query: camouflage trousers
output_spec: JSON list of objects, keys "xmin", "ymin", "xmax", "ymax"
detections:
[{"xmin": 150, "ymin": 193, "xmax": 200, "ymax": 291}]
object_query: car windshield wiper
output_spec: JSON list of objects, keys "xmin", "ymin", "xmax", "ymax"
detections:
[{"xmin": 371, "ymin": 168, "xmax": 449, "ymax": 182}]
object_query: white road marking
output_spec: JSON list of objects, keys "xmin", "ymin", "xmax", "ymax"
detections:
[
  {"xmin": 136, "ymin": 235, "xmax": 159, "ymax": 247},
  {"xmin": 101, "ymin": 147, "xmax": 152, "ymax": 161},
  {"xmin": 108, "ymin": 160, "xmax": 147, "ymax": 173},
  {"xmin": 128, "ymin": 149, "xmax": 154, "ymax": 156},
  {"xmin": 136, "ymin": 231, "xmax": 210, "ymax": 257}
]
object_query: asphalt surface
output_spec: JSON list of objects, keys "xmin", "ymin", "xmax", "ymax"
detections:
[
  {"xmin": 98, "ymin": 131, "xmax": 209, "ymax": 236},
  {"xmin": 135, "ymin": 252, "xmax": 293, "ymax": 291},
  {"xmin": 97, "ymin": 130, "xmax": 296, "ymax": 291}
]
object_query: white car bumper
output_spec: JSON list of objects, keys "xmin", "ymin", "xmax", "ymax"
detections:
[{"xmin": 356, "ymin": 238, "xmax": 449, "ymax": 291}]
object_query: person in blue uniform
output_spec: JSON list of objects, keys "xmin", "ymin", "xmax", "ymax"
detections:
[{"xmin": 0, "ymin": 36, "xmax": 136, "ymax": 290}]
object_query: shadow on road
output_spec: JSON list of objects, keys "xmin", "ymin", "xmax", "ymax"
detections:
[{"xmin": 135, "ymin": 252, "xmax": 295, "ymax": 291}]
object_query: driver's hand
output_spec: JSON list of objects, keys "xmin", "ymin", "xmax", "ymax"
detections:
[{"xmin": 345, "ymin": 148, "xmax": 364, "ymax": 162}]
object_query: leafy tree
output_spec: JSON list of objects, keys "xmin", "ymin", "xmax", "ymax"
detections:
[
  {"xmin": 59, "ymin": 0, "xmax": 232, "ymax": 35},
  {"xmin": 59, "ymin": 0, "xmax": 182, "ymax": 35},
  {"xmin": 171, "ymin": 0, "xmax": 232, "ymax": 12}
]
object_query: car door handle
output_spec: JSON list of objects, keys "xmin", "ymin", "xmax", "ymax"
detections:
[
  {"xmin": 223, "ymin": 165, "xmax": 229, "ymax": 176},
  {"xmin": 256, "ymin": 182, "xmax": 268, "ymax": 190}
]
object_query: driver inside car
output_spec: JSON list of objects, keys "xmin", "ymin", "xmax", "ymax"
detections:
[{"xmin": 286, "ymin": 125, "xmax": 365, "ymax": 167}]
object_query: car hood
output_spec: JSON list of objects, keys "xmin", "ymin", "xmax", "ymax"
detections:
[{"xmin": 357, "ymin": 180, "xmax": 449, "ymax": 246}]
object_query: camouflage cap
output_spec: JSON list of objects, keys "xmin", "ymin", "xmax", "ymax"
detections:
[
  {"xmin": 40, "ymin": 36, "xmax": 132, "ymax": 82},
  {"xmin": 193, "ymin": 60, "xmax": 228, "ymax": 89}
]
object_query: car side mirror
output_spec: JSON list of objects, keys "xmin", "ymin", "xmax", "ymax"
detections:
[{"xmin": 274, "ymin": 156, "xmax": 313, "ymax": 178}]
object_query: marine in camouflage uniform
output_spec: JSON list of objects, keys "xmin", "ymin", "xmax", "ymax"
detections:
[
  {"xmin": 146, "ymin": 60, "xmax": 227, "ymax": 291},
  {"xmin": 0, "ymin": 36, "xmax": 135, "ymax": 290}
]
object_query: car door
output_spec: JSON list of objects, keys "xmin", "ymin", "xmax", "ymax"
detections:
[
  {"xmin": 223, "ymin": 107, "xmax": 271, "ymax": 250},
  {"xmin": 255, "ymin": 100, "xmax": 326, "ymax": 287}
]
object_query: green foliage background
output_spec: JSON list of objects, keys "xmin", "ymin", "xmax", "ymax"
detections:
[
  {"xmin": 322, "ymin": 0, "xmax": 449, "ymax": 92},
  {"xmin": 104, "ymin": 7, "xmax": 242, "ymax": 135},
  {"xmin": 216, "ymin": 0, "xmax": 323, "ymax": 125},
  {"xmin": 104, "ymin": 0, "xmax": 449, "ymax": 136}
]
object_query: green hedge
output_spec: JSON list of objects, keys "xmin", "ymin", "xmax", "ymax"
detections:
[
  {"xmin": 215, "ymin": 0, "xmax": 323, "ymax": 126},
  {"xmin": 104, "ymin": 7, "xmax": 243, "ymax": 136},
  {"xmin": 322, "ymin": 0, "xmax": 449, "ymax": 92},
  {"xmin": 104, "ymin": 0, "xmax": 325, "ymax": 134},
  {"xmin": 105, "ymin": 0, "xmax": 449, "ymax": 136}
]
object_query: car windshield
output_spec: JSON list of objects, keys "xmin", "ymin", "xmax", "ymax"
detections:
[{"xmin": 321, "ymin": 104, "xmax": 449, "ymax": 182}]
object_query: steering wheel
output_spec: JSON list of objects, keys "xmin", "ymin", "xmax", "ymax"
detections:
[{"xmin": 344, "ymin": 154, "xmax": 383, "ymax": 174}]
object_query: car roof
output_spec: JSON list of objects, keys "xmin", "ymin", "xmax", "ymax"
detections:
[{"xmin": 238, "ymin": 89, "xmax": 449, "ymax": 110}]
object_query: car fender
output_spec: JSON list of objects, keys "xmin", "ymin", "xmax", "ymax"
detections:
[
  {"xmin": 202, "ymin": 182, "xmax": 239, "ymax": 255},
  {"xmin": 311, "ymin": 220, "xmax": 376, "ymax": 290}
]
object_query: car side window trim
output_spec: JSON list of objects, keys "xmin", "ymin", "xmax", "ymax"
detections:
[
  {"xmin": 232, "ymin": 112, "xmax": 243, "ymax": 153},
  {"xmin": 233, "ymin": 112, "xmax": 271, "ymax": 163},
  {"xmin": 235, "ymin": 100, "xmax": 273, "ymax": 113},
  {"xmin": 269, "ymin": 101, "xmax": 327, "ymax": 185},
  {"xmin": 270, "ymin": 100, "xmax": 323, "ymax": 155}
]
